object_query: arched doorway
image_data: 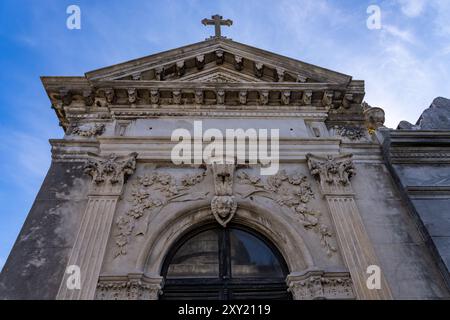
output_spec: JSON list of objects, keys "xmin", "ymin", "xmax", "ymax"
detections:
[{"xmin": 160, "ymin": 224, "xmax": 292, "ymax": 300}]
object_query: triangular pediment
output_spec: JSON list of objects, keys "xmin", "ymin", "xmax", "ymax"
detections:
[{"xmin": 85, "ymin": 38, "xmax": 352, "ymax": 85}]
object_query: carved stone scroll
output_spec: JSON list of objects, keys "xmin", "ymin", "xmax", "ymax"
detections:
[
  {"xmin": 150, "ymin": 90, "xmax": 160, "ymax": 105},
  {"xmin": 215, "ymin": 49, "xmax": 224, "ymax": 65},
  {"xmin": 196, "ymin": 55, "xmax": 205, "ymax": 70},
  {"xmin": 254, "ymin": 62, "xmax": 264, "ymax": 78},
  {"xmin": 281, "ymin": 91, "xmax": 291, "ymax": 105},
  {"xmin": 234, "ymin": 55, "xmax": 243, "ymax": 71},
  {"xmin": 216, "ymin": 89, "xmax": 225, "ymax": 105},
  {"xmin": 259, "ymin": 90, "xmax": 269, "ymax": 106},
  {"xmin": 306, "ymin": 154, "xmax": 393, "ymax": 300},
  {"xmin": 239, "ymin": 91, "xmax": 247, "ymax": 105},
  {"xmin": 302, "ymin": 90, "xmax": 312, "ymax": 105},
  {"xmin": 56, "ymin": 153, "xmax": 138, "ymax": 300},
  {"xmin": 172, "ymin": 90, "xmax": 182, "ymax": 105},
  {"xmin": 176, "ymin": 61, "xmax": 185, "ymax": 77},
  {"xmin": 127, "ymin": 88, "xmax": 137, "ymax": 104}
]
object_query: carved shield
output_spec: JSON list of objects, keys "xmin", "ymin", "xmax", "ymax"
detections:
[{"xmin": 211, "ymin": 195, "xmax": 237, "ymax": 227}]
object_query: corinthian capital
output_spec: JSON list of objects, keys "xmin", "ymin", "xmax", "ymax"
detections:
[
  {"xmin": 84, "ymin": 152, "xmax": 138, "ymax": 195},
  {"xmin": 306, "ymin": 154, "xmax": 355, "ymax": 194}
]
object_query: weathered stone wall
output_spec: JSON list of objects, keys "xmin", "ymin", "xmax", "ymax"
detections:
[
  {"xmin": 353, "ymin": 162, "xmax": 450, "ymax": 298},
  {"xmin": 0, "ymin": 161, "xmax": 89, "ymax": 299}
]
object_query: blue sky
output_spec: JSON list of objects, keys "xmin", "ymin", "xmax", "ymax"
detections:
[{"xmin": 0, "ymin": 0, "xmax": 449, "ymax": 269}]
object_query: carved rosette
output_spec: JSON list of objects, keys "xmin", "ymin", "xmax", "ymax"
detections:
[
  {"xmin": 210, "ymin": 162, "xmax": 237, "ymax": 227},
  {"xmin": 286, "ymin": 271, "xmax": 354, "ymax": 300},
  {"xmin": 84, "ymin": 153, "xmax": 138, "ymax": 195},
  {"xmin": 306, "ymin": 154, "xmax": 355, "ymax": 194}
]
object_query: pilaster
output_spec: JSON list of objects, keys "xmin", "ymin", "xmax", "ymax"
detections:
[
  {"xmin": 56, "ymin": 153, "xmax": 138, "ymax": 300},
  {"xmin": 306, "ymin": 153, "xmax": 392, "ymax": 299}
]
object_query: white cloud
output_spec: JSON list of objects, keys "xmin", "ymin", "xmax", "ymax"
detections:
[
  {"xmin": 397, "ymin": 0, "xmax": 427, "ymax": 17},
  {"xmin": 383, "ymin": 25, "xmax": 417, "ymax": 44},
  {"xmin": 430, "ymin": 0, "xmax": 450, "ymax": 37},
  {"xmin": 0, "ymin": 130, "xmax": 51, "ymax": 196}
]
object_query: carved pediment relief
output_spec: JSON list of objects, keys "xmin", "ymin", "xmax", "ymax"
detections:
[
  {"xmin": 178, "ymin": 67, "xmax": 263, "ymax": 83},
  {"xmin": 84, "ymin": 39, "xmax": 352, "ymax": 84}
]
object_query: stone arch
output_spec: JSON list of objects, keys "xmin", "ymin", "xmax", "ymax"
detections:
[{"xmin": 136, "ymin": 199, "xmax": 315, "ymax": 276}]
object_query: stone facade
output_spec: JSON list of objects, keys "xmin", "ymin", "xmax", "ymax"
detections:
[
  {"xmin": 0, "ymin": 37, "xmax": 449, "ymax": 300},
  {"xmin": 382, "ymin": 97, "xmax": 450, "ymax": 290}
]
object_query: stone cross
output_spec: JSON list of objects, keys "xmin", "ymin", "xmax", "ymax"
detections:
[{"xmin": 201, "ymin": 14, "xmax": 233, "ymax": 38}]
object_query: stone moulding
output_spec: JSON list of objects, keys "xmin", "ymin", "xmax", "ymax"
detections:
[
  {"xmin": 387, "ymin": 131, "xmax": 450, "ymax": 164},
  {"xmin": 286, "ymin": 270, "xmax": 354, "ymax": 300}
]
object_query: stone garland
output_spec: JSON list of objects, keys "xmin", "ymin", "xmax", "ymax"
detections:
[
  {"xmin": 70, "ymin": 123, "xmax": 105, "ymax": 137},
  {"xmin": 114, "ymin": 168, "xmax": 337, "ymax": 258},
  {"xmin": 333, "ymin": 125, "xmax": 365, "ymax": 141},
  {"xmin": 114, "ymin": 170, "xmax": 207, "ymax": 257},
  {"xmin": 236, "ymin": 170, "xmax": 337, "ymax": 257}
]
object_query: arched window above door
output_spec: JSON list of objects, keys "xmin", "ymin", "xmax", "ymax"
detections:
[{"xmin": 162, "ymin": 225, "xmax": 291, "ymax": 300}]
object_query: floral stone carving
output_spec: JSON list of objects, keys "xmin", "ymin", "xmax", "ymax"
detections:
[
  {"xmin": 114, "ymin": 169, "xmax": 207, "ymax": 257},
  {"xmin": 70, "ymin": 123, "xmax": 105, "ymax": 137},
  {"xmin": 306, "ymin": 154, "xmax": 355, "ymax": 188},
  {"xmin": 237, "ymin": 169, "xmax": 337, "ymax": 256},
  {"xmin": 84, "ymin": 153, "xmax": 137, "ymax": 193},
  {"xmin": 334, "ymin": 126, "xmax": 365, "ymax": 141}
]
